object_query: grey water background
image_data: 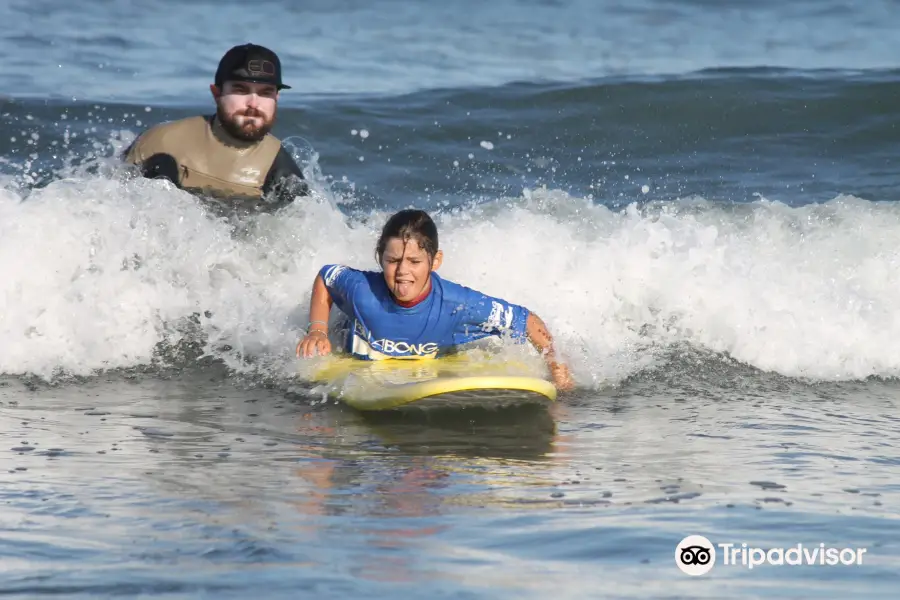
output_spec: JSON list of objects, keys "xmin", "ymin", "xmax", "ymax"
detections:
[{"xmin": 2, "ymin": 0, "xmax": 900, "ymax": 597}]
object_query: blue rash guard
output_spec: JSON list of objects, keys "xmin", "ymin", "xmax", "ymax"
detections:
[{"xmin": 318, "ymin": 264, "xmax": 531, "ymax": 360}]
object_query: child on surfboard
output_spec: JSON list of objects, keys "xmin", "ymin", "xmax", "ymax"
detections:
[{"xmin": 295, "ymin": 209, "xmax": 575, "ymax": 391}]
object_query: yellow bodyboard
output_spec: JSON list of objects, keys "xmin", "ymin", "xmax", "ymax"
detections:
[{"xmin": 298, "ymin": 351, "xmax": 557, "ymax": 411}]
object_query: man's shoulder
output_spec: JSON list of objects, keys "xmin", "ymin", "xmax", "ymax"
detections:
[
  {"xmin": 263, "ymin": 130, "xmax": 284, "ymax": 145},
  {"xmin": 139, "ymin": 115, "xmax": 209, "ymax": 139},
  {"xmin": 125, "ymin": 115, "xmax": 210, "ymax": 161}
]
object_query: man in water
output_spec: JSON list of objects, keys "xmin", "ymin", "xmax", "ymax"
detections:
[{"xmin": 123, "ymin": 43, "xmax": 308, "ymax": 210}]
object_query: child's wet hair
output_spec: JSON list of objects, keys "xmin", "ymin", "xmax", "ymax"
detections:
[{"xmin": 376, "ymin": 209, "xmax": 439, "ymax": 263}]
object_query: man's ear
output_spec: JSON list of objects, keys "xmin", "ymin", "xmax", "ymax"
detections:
[
  {"xmin": 210, "ymin": 84, "xmax": 221, "ymax": 100},
  {"xmin": 431, "ymin": 250, "xmax": 444, "ymax": 271}
]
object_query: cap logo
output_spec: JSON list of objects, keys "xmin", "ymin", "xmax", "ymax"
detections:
[{"xmin": 247, "ymin": 59, "xmax": 276, "ymax": 77}]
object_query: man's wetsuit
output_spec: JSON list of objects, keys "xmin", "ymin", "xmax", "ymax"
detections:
[{"xmin": 123, "ymin": 114, "xmax": 308, "ymax": 210}]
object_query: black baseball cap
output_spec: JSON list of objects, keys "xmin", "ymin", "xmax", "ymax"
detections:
[{"xmin": 215, "ymin": 43, "xmax": 291, "ymax": 90}]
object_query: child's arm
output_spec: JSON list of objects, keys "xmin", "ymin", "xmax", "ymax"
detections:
[
  {"xmin": 296, "ymin": 275, "xmax": 334, "ymax": 358},
  {"xmin": 525, "ymin": 312, "xmax": 575, "ymax": 391},
  {"xmin": 459, "ymin": 287, "xmax": 575, "ymax": 392}
]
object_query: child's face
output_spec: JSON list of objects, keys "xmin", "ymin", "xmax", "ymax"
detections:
[{"xmin": 380, "ymin": 236, "xmax": 441, "ymax": 302}]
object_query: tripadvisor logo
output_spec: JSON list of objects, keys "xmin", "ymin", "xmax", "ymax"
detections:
[
  {"xmin": 675, "ymin": 535, "xmax": 716, "ymax": 576},
  {"xmin": 675, "ymin": 535, "xmax": 868, "ymax": 575}
]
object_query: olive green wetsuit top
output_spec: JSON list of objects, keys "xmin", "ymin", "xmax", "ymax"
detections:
[{"xmin": 124, "ymin": 115, "xmax": 308, "ymax": 210}]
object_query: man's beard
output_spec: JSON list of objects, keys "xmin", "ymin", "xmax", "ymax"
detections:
[{"xmin": 217, "ymin": 106, "xmax": 274, "ymax": 142}]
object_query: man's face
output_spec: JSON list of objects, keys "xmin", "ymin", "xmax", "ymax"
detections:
[{"xmin": 211, "ymin": 80, "xmax": 278, "ymax": 142}]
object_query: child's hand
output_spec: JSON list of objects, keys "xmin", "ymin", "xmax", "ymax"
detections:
[
  {"xmin": 296, "ymin": 331, "xmax": 332, "ymax": 358},
  {"xmin": 549, "ymin": 361, "xmax": 575, "ymax": 392}
]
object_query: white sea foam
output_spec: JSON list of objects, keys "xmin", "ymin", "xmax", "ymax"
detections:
[{"xmin": 3, "ymin": 164, "xmax": 899, "ymax": 384}]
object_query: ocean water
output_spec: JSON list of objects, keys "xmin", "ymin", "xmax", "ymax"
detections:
[{"xmin": 2, "ymin": 0, "xmax": 900, "ymax": 597}]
